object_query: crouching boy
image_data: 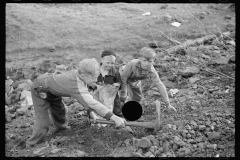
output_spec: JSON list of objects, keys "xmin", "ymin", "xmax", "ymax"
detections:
[{"xmin": 26, "ymin": 58, "xmax": 125, "ymax": 148}]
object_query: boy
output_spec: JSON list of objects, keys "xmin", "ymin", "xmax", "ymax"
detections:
[
  {"xmin": 119, "ymin": 47, "xmax": 176, "ymax": 112},
  {"xmin": 26, "ymin": 58, "xmax": 125, "ymax": 148}
]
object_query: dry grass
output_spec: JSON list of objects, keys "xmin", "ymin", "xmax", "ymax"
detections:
[{"xmin": 6, "ymin": 3, "xmax": 234, "ymax": 61}]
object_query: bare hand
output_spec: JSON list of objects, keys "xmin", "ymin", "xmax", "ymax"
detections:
[
  {"xmin": 112, "ymin": 83, "xmax": 120, "ymax": 88},
  {"xmin": 110, "ymin": 115, "xmax": 126, "ymax": 128},
  {"xmin": 89, "ymin": 111, "xmax": 98, "ymax": 123}
]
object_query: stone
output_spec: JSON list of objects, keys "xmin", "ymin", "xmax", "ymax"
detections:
[
  {"xmin": 228, "ymin": 55, "xmax": 235, "ymax": 63},
  {"xmin": 187, "ymin": 134, "xmax": 192, "ymax": 139},
  {"xmin": 199, "ymin": 125, "xmax": 206, "ymax": 131},
  {"xmin": 207, "ymin": 132, "xmax": 221, "ymax": 140},
  {"xmin": 162, "ymin": 80, "xmax": 175, "ymax": 88},
  {"xmin": 190, "ymin": 120, "xmax": 198, "ymax": 128},
  {"xmin": 172, "ymin": 125, "xmax": 177, "ymax": 130},
  {"xmin": 179, "ymin": 66, "xmax": 200, "ymax": 77},
  {"xmin": 162, "ymin": 13, "xmax": 173, "ymax": 23},
  {"xmin": 207, "ymin": 144, "xmax": 217, "ymax": 150},
  {"xmin": 138, "ymin": 137, "xmax": 152, "ymax": 149},
  {"xmin": 56, "ymin": 64, "xmax": 68, "ymax": 71},
  {"xmin": 131, "ymin": 152, "xmax": 144, "ymax": 157},
  {"xmin": 149, "ymin": 146, "xmax": 158, "ymax": 153},
  {"xmin": 173, "ymin": 136, "xmax": 185, "ymax": 146},
  {"xmin": 144, "ymin": 151, "xmax": 155, "ymax": 157},
  {"xmin": 189, "ymin": 77, "xmax": 200, "ymax": 84},
  {"xmin": 136, "ymin": 148, "xmax": 143, "ymax": 155},
  {"xmin": 147, "ymin": 90, "xmax": 161, "ymax": 96},
  {"xmin": 196, "ymin": 137, "xmax": 202, "ymax": 142},
  {"xmin": 224, "ymin": 15, "xmax": 232, "ymax": 20},
  {"xmin": 146, "ymin": 135, "xmax": 159, "ymax": 147},
  {"xmin": 173, "ymin": 143, "xmax": 178, "ymax": 151},
  {"xmin": 214, "ymin": 57, "xmax": 230, "ymax": 65},
  {"xmin": 197, "ymin": 143, "xmax": 205, "ymax": 149},
  {"xmin": 162, "ymin": 141, "xmax": 170, "ymax": 152}
]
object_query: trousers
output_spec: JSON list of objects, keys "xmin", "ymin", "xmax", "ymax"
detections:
[
  {"xmin": 126, "ymin": 80, "xmax": 142, "ymax": 103},
  {"xmin": 26, "ymin": 73, "xmax": 68, "ymax": 146}
]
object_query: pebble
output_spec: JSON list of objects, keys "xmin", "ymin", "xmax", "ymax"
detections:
[
  {"xmin": 199, "ymin": 125, "xmax": 206, "ymax": 131},
  {"xmin": 163, "ymin": 141, "xmax": 170, "ymax": 152},
  {"xmin": 173, "ymin": 143, "xmax": 178, "ymax": 151},
  {"xmin": 138, "ymin": 137, "xmax": 152, "ymax": 149},
  {"xmin": 207, "ymin": 132, "xmax": 221, "ymax": 140},
  {"xmin": 187, "ymin": 133, "xmax": 192, "ymax": 139}
]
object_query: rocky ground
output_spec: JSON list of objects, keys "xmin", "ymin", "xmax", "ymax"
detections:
[{"xmin": 6, "ymin": 3, "xmax": 235, "ymax": 157}]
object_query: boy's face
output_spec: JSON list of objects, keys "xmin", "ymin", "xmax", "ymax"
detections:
[
  {"xmin": 139, "ymin": 56, "xmax": 154, "ymax": 70},
  {"xmin": 81, "ymin": 71, "xmax": 100, "ymax": 87},
  {"xmin": 101, "ymin": 56, "xmax": 116, "ymax": 71}
]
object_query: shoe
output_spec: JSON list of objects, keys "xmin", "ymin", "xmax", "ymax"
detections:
[{"xmin": 53, "ymin": 126, "xmax": 71, "ymax": 134}]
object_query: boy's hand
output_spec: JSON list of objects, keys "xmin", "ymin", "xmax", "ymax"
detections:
[
  {"xmin": 110, "ymin": 115, "xmax": 126, "ymax": 128},
  {"xmin": 89, "ymin": 111, "xmax": 98, "ymax": 123},
  {"xmin": 112, "ymin": 83, "xmax": 120, "ymax": 88},
  {"xmin": 167, "ymin": 104, "xmax": 177, "ymax": 112}
]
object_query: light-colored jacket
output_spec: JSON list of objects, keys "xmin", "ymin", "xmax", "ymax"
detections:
[
  {"xmin": 119, "ymin": 59, "xmax": 170, "ymax": 104},
  {"xmin": 46, "ymin": 70, "xmax": 113, "ymax": 120}
]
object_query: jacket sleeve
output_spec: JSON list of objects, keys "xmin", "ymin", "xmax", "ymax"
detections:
[
  {"xmin": 119, "ymin": 62, "xmax": 133, "ymax": 98},
  {"xmin": 71, "ymin": 78, "xmax": 113, "ymax": 120},
  {"xmin": 149, "ymin": 66, "xmax": 170, "ymax": 105}
]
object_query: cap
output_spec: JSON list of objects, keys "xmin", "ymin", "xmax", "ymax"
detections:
[
  {"xmin": 101, "ymin": 50, "xmax": 116, "ymax": 58},
  {"xmin": 139, "ymin": 47, "xmax": 156, "ymax": 59}
]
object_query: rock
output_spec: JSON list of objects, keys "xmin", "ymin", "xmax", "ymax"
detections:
[
  {"xmin": 16, "ymin": 107, "xmax": 28, "ymax": 116},
  {"xmin": 56, "ymin": 64, "xmax": 68, "ymax": 71},
  {"xmin": 161, "ymin": 153, "xmax": 167, "ymax": 157},
  {"xmin": 132, "ymin": 137, "xmax": 141, "ymax": 148},
  {"xmin": 171, "ymin": 125, "xmax": 177, "ymax": 130},
  {"xmin": 162, "ymin": 141, "xmax": 170, "ymax": 152},
  {"xmin": 147, "ymin": 90, "xmax": 161, "ymax": 96},
  {"xmin": 214, "ymin": 57, "xmax": 230, "ymax": 65},
  {"xmin": 168, "ymin": 89, "xmax": 179, "ymax": 97},
  {"xmin": 187, "ymin": 134, "xmax": 192, "ymax": 139},
  {"xmin": 162, "ymin": 13, "xmax": 173, "ymax": 23},
  {"xmin": 137, "ymin": 148, "xmax": 143, "ymax": 155},
  {"xmin": 178, "ymin": 66, "xmax": 200, "ymax": 77},
  {"xmin": 160, "ymin": 4, "xmax": 168, "ymax": 9},
  {"xmin": 199, "ymin": 125, "xmax": 206, "ymax": 131},
  {"xmin": 197, "ymin": 143, "xmax": 205, "ymax": 149},
  {"xmin": 189, "ymin": 77, "xmax": 200, "ymax": 84},
  {"xmin": 173, "ymin": 136, "xmax": 185, "ymax": 146},
  {"xmin": 149, "ymin": 146, "xmax": 158, "ymax": 153},
  {"xmin": 207, "ymin": 144, "xmax": 217, "ymax": 150},
  {"xmin": 207, "ymin": 132, "xmax": 221, "ymax": 140},
  {"xmin": 226, "ymin": 40, "xmax": 235, "ymax": 46},
  {"xmin": 138, "ymin": 137, "xmax": 152, "ymax": 149},
  {"xmin": 196, "ymin": 137, "xmax": 202, "ymax": 142},
  {"xmin": 228, "ymin": 55, "xmax": 235, "ymax": 63},
  {"xmin": 224, "ymin": 15, "xmax": 232, "ymax": 20},
  {"xmin": 162, "ymin": 80, "xmax": 175, "ymax": 88},
  {"xmin": 144, "ymin": 151, "xmax": 155, "ymax": 157},
  {"xmin": 146, "ymin": 135, "xmax": 159, "ymax": 147},
  {"xmin": 178, "ymin": 147, "xmax": 191, "ymax": 155},
  {"xmin": 187, "ymin": 139, "xmax": 195, "ymax": 144},
  {"xmin": 173, "ymin": 143, "xmax": 178, "ymax": 151},
  {"xmin": 190, "ymin": 120, "xmax": 198, "ymax": 127},
  {"xmin": 131, "ymin": 152, "xmax": 144, "ymax": 157}
]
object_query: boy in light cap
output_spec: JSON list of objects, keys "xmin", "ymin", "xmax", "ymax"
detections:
[
  {"xmin": 25, "ymin": 58, "xmax": 125, "ymax": 148},
  {"xmin": 119, "ymin": 47, "xmax": 176, "ymax": 112}
]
